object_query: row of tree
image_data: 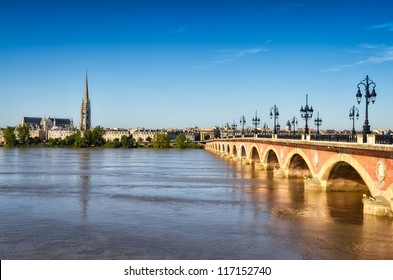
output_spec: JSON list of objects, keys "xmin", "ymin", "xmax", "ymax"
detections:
[
  {"xmin": 1, "ymin": 125, "xmax": 199, "ymax": 150},
  {"xmin": 1, "ymin": 125, "xmax": 129, "ymax": 148},
  {"xmin": 152, "ymin": 133, "xmax": 197, "ymax": 149}
]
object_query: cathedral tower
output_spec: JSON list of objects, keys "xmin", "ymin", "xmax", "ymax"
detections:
[{"xmin": 80, "ymin": 71, "xmax": 91, "ymax": 131}]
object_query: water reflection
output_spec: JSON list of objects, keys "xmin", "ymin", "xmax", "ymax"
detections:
[
  {"xmin": 78, "ymin": 150, "xmax": 91, "ymax": 220},
  {"xmin": 303, "ymin": 189, "xmax": 332, "ymax": 222},
  {"xmin": 226, "ymin": 159, "xmax": 368, "ymax": 223},
  {"xmin": 1, "ymin": 148, "xmax": 393, "ymax": 259},
  {"xmin": 326, "ymin": 192, "xmax": 364, "ymax": 224},
  {"xmin": 361, "ymin": 215, "xmax": 393, "ymax": 259}
]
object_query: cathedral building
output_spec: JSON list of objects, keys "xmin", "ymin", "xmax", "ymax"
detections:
[
  {"xmin": 15, "ymin": 72, "xmax": 91, "ymax": 142},
  {"xmin": 19, "ymin": 116, "xmax": 75, "ymax": 141},
  {"xmin": 80, "ymin": 72, "xmax": 91, "ymax": 131},
  {"xmin": 5, "ymin": 72, "xmax": 92, "ymax": 144}
]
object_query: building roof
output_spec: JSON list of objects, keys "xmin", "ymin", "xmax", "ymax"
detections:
[
  {"xmin": 48, "ymin": 117, "xmax": 71, "ymax": 126},
  {"xmin": 23, "ymin": 117, "xmax": 42, "ymax": 125}
]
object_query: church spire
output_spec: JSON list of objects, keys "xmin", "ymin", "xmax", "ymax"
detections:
[
  {"xmin": 80, "ymin": 71, "xmax": 91, "ymax": 131},
  {"xmin": 84, "ymin": 70, "xmax": 89, "ymax": 100}
]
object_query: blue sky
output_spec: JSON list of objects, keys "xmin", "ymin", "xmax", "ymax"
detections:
[{"xmin": 1, "ymin": 0, "xmax": 393, "ymax": 130}]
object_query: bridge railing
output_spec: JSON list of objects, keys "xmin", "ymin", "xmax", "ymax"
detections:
[
  {"xmin": 217, "ymin": 133, "xmax": 392, "ymax": 145},
  {"xmin": 310, "ymin": 134, "xmax": 357, "ymax": 143},
  {"xmin": 375, "ymin": 134, "xmax": 393, "ymax": 145},
  {"xmin": 277, "ymin": 133, "xmax": 302, "ymax": 140},
  {"xmin": 257, "ymin": 133, "xmax": 273, "ymax": 139}
]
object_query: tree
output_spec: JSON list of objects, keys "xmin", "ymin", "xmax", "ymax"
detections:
[
  {"xmin": 92, "ymin": 126, "xmax": 105, "ymax": 147},
  {"xmin": 153, "ymin": 133, "xmax": 170, "ymax": 149},
  {"xmin": 31, "ymin": 137, "xmax": 41, "ymax": 145},
  {"xmin": 121, "ymin": 135, "xmax": 134, "ymax": 148},
  {"xmin": 3, "ymin": 126, "xmax": 16, "ymax": 147},
  {"xmin": 64, "ymin": 134, "xmax": 75, "ymax": 146},
  {"xmin": 74, "ymin": 130, "xmax": 82, "ymax": 148},
  {"xmin": 175, "ymin": 133, "xmax": 190, "ymax": 149},
  {"xmin": 83, "ymin": 129, "xmax": 93, "ymax": 147},
  {"xmin": 17, "ymin": 124, "xmax": 30, "ymax": 145},
  {"xmin": 104, "ymin": 138, "xmax": 121, "ymax": 148},
  {"xmin": 48, "ymin": 138, "xmax": 61, "ymax": 147}
]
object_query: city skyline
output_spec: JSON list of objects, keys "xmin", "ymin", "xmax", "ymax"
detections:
[{"xmin": 1, "ymin": 0, "xmax": 393, "ymax": 130}]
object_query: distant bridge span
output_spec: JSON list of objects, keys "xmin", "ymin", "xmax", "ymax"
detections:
[{"xmin": 205, "ymin": 138, "xmax": 393, "ymax": 217}]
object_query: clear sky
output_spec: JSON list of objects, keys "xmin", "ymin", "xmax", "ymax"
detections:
[{"xmin": 1, "ymin": 0, "xmax": 393, "ymax": 130}]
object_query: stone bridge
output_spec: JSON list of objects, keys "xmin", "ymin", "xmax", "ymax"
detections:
[{"xmin": 205, "ymin": 138, "xmax": 393, "ymax": 217}]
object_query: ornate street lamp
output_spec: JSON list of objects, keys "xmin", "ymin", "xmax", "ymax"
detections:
[
  {"xmin": 356, "ymin": 75, "xmax": 377, "ymax": 141},
  {"xmin": 276, "ymin": 123, "xmax": 281, "ymax": 133},
  {"xmin": 252, "ymin": 111, "xmax": 260, "ymax": 137},
  {"xmin": 231, "ymin": 120, "xmax": 237, "ymax": 138},
  {"xmin": 224, "ymin": 122, "xmax": 230, "ymax": 139},
  {"xmin": 291, "ymin": 116, "xmax": 298, "ymax": 135},
  {"xmin": 349, "ymin": 105, "xmax": 359, "ymax": 136},
  {"xmin": 300, "ymin": 94, "xmax": 314, "ymax": 135},
  {"xmin": 314, "ymin": 111, "xmax": 322, "ymax": 135},
  {"xmin": 240, "ymin": 115, "xmax": 246, "ymax": 137},
  {"xmin": 270, "ymin": 105, "xmax": 279, "ymax": 134}
]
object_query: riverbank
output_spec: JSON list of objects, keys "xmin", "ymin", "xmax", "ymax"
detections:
[{"xmin": 0, "ymin": 142, "xmax": 204, "ymax": 149}]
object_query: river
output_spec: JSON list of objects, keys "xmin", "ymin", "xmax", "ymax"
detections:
[{"xmin": 0, "ymin": 148, "xmax": 392, "ymax": 259}]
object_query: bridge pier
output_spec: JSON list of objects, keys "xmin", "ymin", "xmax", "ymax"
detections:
[
  {"xmin": 274, "ymin": 167, "xmax": 324, "ymax": 191},
  {"xmin": 254, "ymin": 163, "xmax": 264, "ymax": 170},
  {"xmin": 304, "ymin": 177, "xmax": 323, "ymax": 191},
  {"xmin": 206, "ymin": 138, "xmax": 393, "ymax": 217},
  {"xmin": 239, "ymin": 157, "xmax": 253, "ymax": 165},
  {"xmin": 273, "ymin": 168, "xmax": 286, "ymax": 177},
  {"xmin": 363, "ymin": 196, "xmax": 393, "ymax": 217}
]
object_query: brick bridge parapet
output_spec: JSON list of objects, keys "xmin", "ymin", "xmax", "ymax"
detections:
[{"xmin": 205, "ymin": 138, "xmax": 393, "ymax": 217}]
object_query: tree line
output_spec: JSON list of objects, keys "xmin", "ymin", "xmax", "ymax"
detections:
[{"xmin": 1, "ymin": 125, "xmax": 199, "ymax": 150}]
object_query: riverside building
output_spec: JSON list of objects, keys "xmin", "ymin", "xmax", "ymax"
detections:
[
  {"xmin": 103, "ymin": 128, "xmax": 130, "ymax": 142},
  {"xmin": 130, "ymin": 128, "xmax": 198, "ymax": 142},
  {"xmin": 19, "ymin": 116, "xmax": 75, "ymax": 141}
]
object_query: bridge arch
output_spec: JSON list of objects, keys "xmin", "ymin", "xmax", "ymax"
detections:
[
  {"xmin": 248, "ymin": 145, "xmax": 261, "ymax": 163},
  {"xmin": 205, "ymin": 138, "xmax": 393, "ymax": 216},
  {"xmin": 240, "ymin": 144, "xmax": 247, "ymax": 160},
  {"xmin": 319, "ymin": 154, "xmax": 377, "ymax": 196},
  {"xmin": 262, "ymin": 146, "xmax": 281, "ymax": 169},
  {"xmin": 231, "ymin": 144, "xmax": 238, "ymax": 158},
  {"xmin": 283, "ymin": 149, "xmax": 315, "ymax": 178},
  {"xmin": 226, "ymin": 144, "xmax": 230, "ymax": 154},
  {"xmin": 326, "ymin": 162, "xmax": 370, "ymax": 192}
]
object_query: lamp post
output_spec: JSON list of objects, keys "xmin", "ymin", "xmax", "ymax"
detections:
[
  {"xmin": 231, "ymin": 120, "xmax": 237, "ymax": 138},
  {"xmin": 291, "ymin": 116, "xmax": 298, "ymax": 135},
  {"xmin": 300, "ymin": 94, "xmax": 314, "ymax": 135},
  {"xmin": 276, "ymin": 123, "xmax": 281, "ymax": 133},
  {"xmin": 356, "ymin": 75, "xmax": 377, "ymax": 142},
  {"xmin": 314, "ymin": 111, "xmax": 322, "ymax": 135},
  {"xmin": 252, "ymin": 111, "xmax": 260, "ymax": 137},
  {"xmin": 224, "ymin": 122, "xmax": 230, "ymax": 139},
  {"xmin": 270, "ymin": 105, "xmax": 279, "ymax": 134},
  {"xmin": 240, "ymin": 115, "xmax": 246, "ymax": 137},
  {"xmin": 349, "ymin": 105, "xmax": 359, "ymax": 136}
]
